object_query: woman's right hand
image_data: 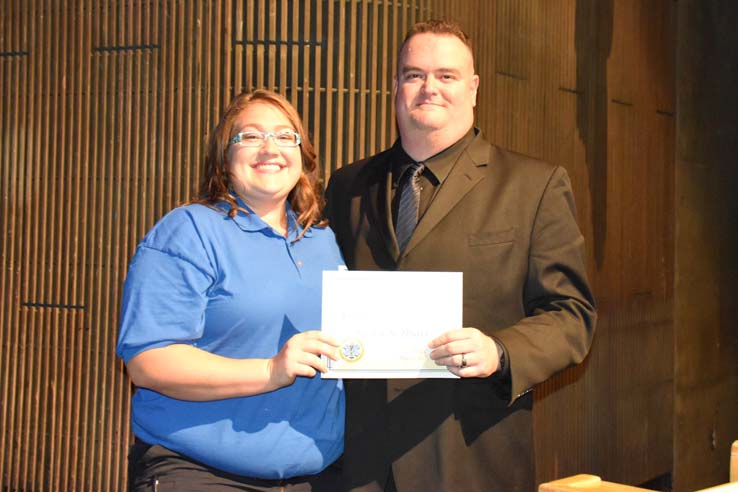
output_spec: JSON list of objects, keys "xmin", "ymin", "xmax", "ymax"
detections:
[
  {"xmin": 268, "ymin": 331, "xmax": 340, "ymax": 389},
  {"xmin": 125, "ymin": 332, "xmax": 340, "ymax": 401}
]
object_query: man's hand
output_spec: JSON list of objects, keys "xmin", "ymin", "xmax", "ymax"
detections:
[{"xmin": 428, "ymin": 328, "xmax": 500, "ymax": 378}]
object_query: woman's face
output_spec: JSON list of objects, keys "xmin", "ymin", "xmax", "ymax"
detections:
[{"xmin": 227, "ymin": 101, "xmax": 303, "ymax": 213}]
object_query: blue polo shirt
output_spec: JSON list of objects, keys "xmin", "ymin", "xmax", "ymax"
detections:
[{"xmin": 116, "ymin": 199, "xmax": 345, "ymax": 479}]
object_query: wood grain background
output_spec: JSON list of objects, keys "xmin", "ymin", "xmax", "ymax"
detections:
[{"xmin": 1, "ymin": 1, "xmax": 736, "ymax": 491}]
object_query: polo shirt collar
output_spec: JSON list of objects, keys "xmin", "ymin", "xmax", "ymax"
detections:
[{"xmin": 221, "ymin": 193, "xmax": 308, "ymax": 240}]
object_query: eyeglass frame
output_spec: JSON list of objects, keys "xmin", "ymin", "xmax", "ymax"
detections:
[{"xmin": 228, "ymin": 130, "xmax": 302, "ymax": 148}]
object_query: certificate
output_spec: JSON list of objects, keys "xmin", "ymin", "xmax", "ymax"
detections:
[{"xmin": 321, "ymin": 270, "xmax": 462, "ymax": 379}]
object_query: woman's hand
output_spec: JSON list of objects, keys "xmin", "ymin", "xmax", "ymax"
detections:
[
  {"xmin": 126, "ymin": 331, "xmax": 339, "ymax": 401},
  {"xmin": 268, "ymin": 331, "xmax": 340, "ymax": 389}
]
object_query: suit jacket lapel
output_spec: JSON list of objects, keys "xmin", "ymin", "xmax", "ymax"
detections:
[
  {"xmin": 362, "ymin": 153, "xmax": 401, "ymax": 262},
  {"xmin": 401, "ymin": 136, "xmax": 490, "ymax": 257},
  {"xmin": 383, "ymin": 170, "xmax": 401, "ymax": 260}
]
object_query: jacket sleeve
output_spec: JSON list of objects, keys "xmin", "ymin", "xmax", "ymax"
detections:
[{"xmin": 492, "ymin": 166, "xmax": 597, "ymax": 403}]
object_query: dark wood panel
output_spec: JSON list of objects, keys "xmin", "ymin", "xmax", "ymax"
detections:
[{"xmin": 675, "ymin": 3, "xmax": 738, "ymax": 491}]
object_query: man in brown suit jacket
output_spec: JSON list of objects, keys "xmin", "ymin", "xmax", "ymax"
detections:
[{"xmin": 325, "ymin": 19, "xmax": 596, "ymax": 492}]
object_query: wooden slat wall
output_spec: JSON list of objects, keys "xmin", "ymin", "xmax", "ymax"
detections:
[
  {"xmin": 231, "ymin": 0, "xmax": 447, "ymax": 179},
  {"xmin": 503, "ymin": 0, "xmax": 676, "ymax": 486},
  {"xmin": 0, "ymin": 1, "xmax": 235, "ymax": 490},
  {"xmin": 1, "ymin": 1, "xmax": 679, "ymax": 490}
]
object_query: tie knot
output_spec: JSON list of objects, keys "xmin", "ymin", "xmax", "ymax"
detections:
[
  {"xmin": 408, "ymin": 161, "xmax": 425, "ymax": 179},
  {"xmin": 400, "ymin": 162, "xmax": 425, "ymax": 191}
]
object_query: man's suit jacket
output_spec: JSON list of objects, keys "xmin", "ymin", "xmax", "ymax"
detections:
[{"xmin": 325, "ymin": 131, "xmax": 596, "ymax": 492}]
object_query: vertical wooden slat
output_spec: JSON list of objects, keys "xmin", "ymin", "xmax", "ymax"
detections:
[
  {"xmin": 246, "ymin": 0, "xmax": 255, "ymax": 93},
  {"xmin": 17, "ymin": 0, "xmax": 33, "ymax": 473},
  {"xmin": 256, "ymin": 0, "xmax": 265, "ymax": 89},
  {"xmin": 332, "ymin": 1, "xmax": 346, "ymax": 176},
  {"xmin": 72, "ymin": 2, "xmax": 93, "ymax": 487},
  {"xmin": 11, "ymin": 2, "xmax": 25, "ymax": 486},
  {"xmin": 299, "ymin": 0, "xmax": 310, "ymax": 131},
  {"xmin": 216, "ymin": 0, "xmax": 229, "ymax": 111},
  {"xmin": 344, "ymin": 0, "xmax": 357, "ymax": 166},
  {"xmin": 220, "ymin": 0, "xmax": 233, "ymax": 110},
  {"xmin": 233, "ymin": 0, "xmax": 244, "ymax": 94},
  {"xmin": 160, "ymin": 0, "xmax": 173, "ymax": 213},
  {"xmin": 367, "ymin": 0, "xmax": 379, "ymax": 154},
  {"xmin": 323, "ymin": 0, "xmax": 334, "ymax": 181},
  {"xmin": 288, "ymin": 0, "xmax": 298, "ymax": 109},
  {"xmin": 65, "ymin": 1, "xmax": 81, "ymax": 486},
  {"xmin": 46, "ymin": 4, "xmax": 62, "ymax": 488},
  {"xmin": 49, "ymin": 0, "xmax": 71, "ymax": 486},
  {"xmin": 142, "ymin": 2, "xmax": 157, "ymax": 233},
  {"xmin": 266, "ymin": 0, "xmax": 275, "ymax": 89},
  {"xmin": 178, "ymin": 1, "xmax": 191, "ymax": 203},
  {"xmin": 380, "ymin": 0, "xmax": 392, "ymax": 150},
  {"xmin": 89, "ymin": 0, "xmax": 114, "ymax": 488},
  {"xmin": 106, "ymin": 1, "xmax": 132, "ymax": 487},
  {"xmin": 4, "ymin": 1, "xmax": 25, "ymax": 491},
  {"xmin": 4, "ymin": 0, "xmax": 17, "ymax": 487},
  {"xmin": 21, "ymin": 1, "xmax": 44, "ymax": 490},
  {"xmin": 355, "ymin": 0, "xmax": 368, "ymax": 160},
  {"xmin": 0, "ymin": 1, "xmax": 14, "ymax": 480},
  {"xmin": 46, "ymin": 0, "xmax": 60, "ymax": 486},
  {"xmin": 270, "ymin": 0, "xmax": 278, "ymax": 91},
  {"xmin": 312, "ymin": 0, "xmax": 322, "ymax": 163},
  {"xmin": 175, "ymin": 2, "xmax": 187, "ymax": 203},
  {"xmin": 88, "ymin": 0, "xmax": 103, "ymax": 480},
  {"xmin": 47, "ymin": 0, "xmax": 59, "ymax": 481},
  {"xmin": 192, "ymin": 1, "xmax": 205, "ymax": 202},
  {"xmin": 0, "ymin": 0, "xmax": 7, "ymax": 470}
]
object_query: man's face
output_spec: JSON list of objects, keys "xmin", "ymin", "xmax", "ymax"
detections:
[{"xmin": 394, "ymin": 32, "xmax": 479, "ymax": 137}]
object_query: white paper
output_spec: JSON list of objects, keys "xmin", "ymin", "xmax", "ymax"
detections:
[{"xmin": 321, "ymin": 270, "xmax": 462, "ymax": 379}]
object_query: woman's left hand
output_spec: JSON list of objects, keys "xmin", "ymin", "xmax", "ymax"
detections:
[
  {"xmin": 267, "ymin": 331, "xmax": 340, "ymax": 389},
  {"xmin": 125, "ymin": 332, "xmax": 339, "ymax": 402}
]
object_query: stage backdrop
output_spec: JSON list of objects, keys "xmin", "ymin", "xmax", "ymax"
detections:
[{"xmin": 1, "ymin": 1, "xmax": 736, "ymax": 491}]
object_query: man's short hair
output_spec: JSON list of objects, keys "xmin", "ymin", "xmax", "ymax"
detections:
[{"xmin": 400, "ymin": 19, "xmax": 474, "ymax": 55}]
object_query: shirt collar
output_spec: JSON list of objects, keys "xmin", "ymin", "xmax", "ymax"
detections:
[
  {"xmin": 220, "ymin": 193, "xmax": 307, "ymax": 240},
  {"xmin": 391, "ymin": 128, "xmax": 477, "ymax": 187}
]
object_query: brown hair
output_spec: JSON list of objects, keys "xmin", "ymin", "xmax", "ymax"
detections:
[
  {"xmin": 194, "ymin": 89, "xmax": 326, "ymax": 236},
  {"xmin": 400, "ymin": 19, "xmax": 474, "ymax": 60}
]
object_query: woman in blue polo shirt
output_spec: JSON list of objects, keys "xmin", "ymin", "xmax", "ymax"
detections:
[{"xmin": 117, "ymin": 89, "xmax": 345, "ymax": 491}]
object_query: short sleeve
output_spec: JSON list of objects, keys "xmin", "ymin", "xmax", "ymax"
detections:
[{"xmin": 116, "ymin": 208, "xmax": 216, "ymax": 362}]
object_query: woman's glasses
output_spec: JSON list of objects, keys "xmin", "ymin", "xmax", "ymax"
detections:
[{"xmin": 228, "ymin": 130, "xmax": 301, "ymax": 148}]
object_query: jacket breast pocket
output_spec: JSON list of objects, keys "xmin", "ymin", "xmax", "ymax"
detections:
[{"xmin": 467, "ymin": 227, "xmax": 516, "ymax": 247}]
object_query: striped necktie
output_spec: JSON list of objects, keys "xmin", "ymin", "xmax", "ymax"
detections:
[{"xmin": 395, "ymin": 161, "xmax": 425, "ymax": 252}]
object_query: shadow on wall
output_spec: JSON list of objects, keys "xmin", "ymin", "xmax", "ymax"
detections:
[{"xmin": 575, "ymin": 0, "xmax": 613, "ymax": 270}]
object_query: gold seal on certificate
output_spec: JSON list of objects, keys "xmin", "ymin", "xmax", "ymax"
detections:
[{"xmin": 340, "ymin": 339, "xmax": 364, "ymax": 362}]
